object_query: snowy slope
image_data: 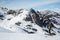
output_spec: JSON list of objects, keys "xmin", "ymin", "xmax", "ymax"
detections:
[
  {"xmin": 0, "ymin": 32, "xmax": 60, "ymax": 40},
  {"xmin": 0, "ymin": 9, "xmax": 41, "ymax": 33},
  {"xmin": 0, "ymin": 8, "xmax": 60, "ymax": 34},
  {"xmin": 0, "ymin": 8, "xmax": 60, "ymax": 40}
]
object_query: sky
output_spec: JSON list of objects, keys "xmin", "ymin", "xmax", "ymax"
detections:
[{"xmin": 0, "ymin": 0, "xmax": 60, "ymax": 11}]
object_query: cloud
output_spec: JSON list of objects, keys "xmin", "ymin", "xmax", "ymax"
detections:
[
  {"xmin": 0, "ymin": 0, "xmax": 60, "ymax": 9},
  {"xmin": 25, "ymin": 0, "xmax": 60, "ymax": 8},
  {"xmin": 50, "ymin": 8, "xmax": 60, "ymax": 12}
]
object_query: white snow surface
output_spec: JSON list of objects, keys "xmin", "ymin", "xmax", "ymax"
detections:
[
  {"xmin": 0, "ymin": 9, "xmax": 60, "ymax": 40},
  {"xmin": 0, "ymin": 33, "xmax": 60, "ymax": 40}
]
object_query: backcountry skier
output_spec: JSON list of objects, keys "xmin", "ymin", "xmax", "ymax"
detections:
[{"xmin": 47, "ymin": 19, "xmax": 52, "ymax": 34}]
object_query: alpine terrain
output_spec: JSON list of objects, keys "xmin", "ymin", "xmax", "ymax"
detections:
[{"xmin": 0, "ymin": 7, "xmax": 60, "ymax": 40}]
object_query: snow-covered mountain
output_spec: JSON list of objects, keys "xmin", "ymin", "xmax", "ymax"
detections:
[{"xmin": 0, "ymin": 7, "xmax": 60, "ymax": 35}]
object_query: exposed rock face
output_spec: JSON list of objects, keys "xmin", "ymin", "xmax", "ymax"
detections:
[
  {"xmin": 0, "ymin": 13, "xmax": 4, "ymax": 20},
  {"xmin": 1, "ymin": 8, "xmax": 60, "ymax": 28},
  {"xmin": 29, "ymin": 8, "xmax": 42, "ymax": 27},
  {"xmin": 24, "ymin": 9, "xmax": 60, "ymax": 28},
  {"xmin": 7, "ymin": 10, "xmax": 17, "ymax": 16},
  {"xmin": 0, "ymin": 8, "xmax": 60, "ymax": 33}
]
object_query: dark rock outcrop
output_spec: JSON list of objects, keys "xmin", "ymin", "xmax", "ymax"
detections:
[
  {"xmin": 24, "ymin": 9, "xmax": 60, "ymax": 28},
  {"xmin": 7, "ymin": 10, "xmax": 16, "ymax": 14}
]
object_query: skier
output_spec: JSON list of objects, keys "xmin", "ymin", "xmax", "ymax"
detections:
[
  {"xmin": 48, "ymin": 25, "xmax": 52, "ymax": 34},
  {"xmin": 47, "ymin": 19, "xmax": 52, "ymax": 34}
]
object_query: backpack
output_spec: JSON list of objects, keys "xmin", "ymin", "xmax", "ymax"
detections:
[{"xmin": 48, "ymin": 25, "xmax": 51, "ymax": 30}]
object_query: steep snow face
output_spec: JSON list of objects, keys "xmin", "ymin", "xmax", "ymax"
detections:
[
  {"xmin": 0, "ymin": 8, "xmax": 60, "ymax": 35},
  {"xmin": 9, "ymin": 9, "xmax": 29, "ymax": 24},
  {"xmin": 0, "ymin": 9, "xmax": 28, "ymax": 32},
  {"xmin": 0, "ymin": 9, "xmax": 41, "ymax": 33},
  {"xmin": 0, "ymin": 8, "xmax": 60, "ymax": 40}
]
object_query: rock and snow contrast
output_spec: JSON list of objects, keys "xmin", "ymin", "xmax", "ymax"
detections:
[{"xmin": 0, "ymin": 7, "xmax": 60, "ymax": 40}]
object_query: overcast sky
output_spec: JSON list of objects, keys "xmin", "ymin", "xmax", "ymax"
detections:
[{"xmin": 0, "ymin": 0, "xmax": 60, "ymax": 11}]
